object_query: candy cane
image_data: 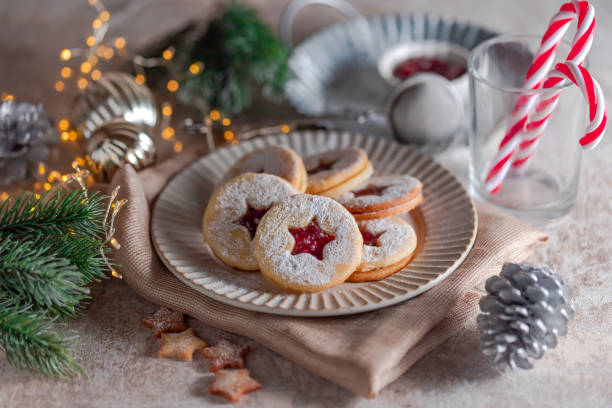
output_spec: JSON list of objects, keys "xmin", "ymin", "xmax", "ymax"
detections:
[
  {"xmin": 546, "ymin": 62, "xmax": 607, "ymax": 150},
  {"xmin": 484, "ymin": 1, "xmax": 594, "ymax": 194},
  {"xmin": 512, "ymin": 1, "xmax": 595, "ymax": 170}
]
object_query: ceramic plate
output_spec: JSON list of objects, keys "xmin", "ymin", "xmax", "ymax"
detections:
[{"xmin": 151, "ymin": 131, "xmax": 477, "ymax": 316}]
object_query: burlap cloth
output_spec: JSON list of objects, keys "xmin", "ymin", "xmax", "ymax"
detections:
[{"xmin": 109, "ymin": 143, "xmax": 547, "ymax": 397}]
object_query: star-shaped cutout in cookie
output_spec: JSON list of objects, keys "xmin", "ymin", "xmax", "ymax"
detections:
[
  {"xmin": 202, "ymin": 340, "xmax": 249, "ymax": 371},
  {"xmin": 157, "ymin": 328, "xmax": 207, "ymax": 361},
  {"xmin": 209, "ymin": 369, "xmax": 261, "ymax": 402},
  {"xmin": 141, "ymin": 307, "xmax": 188, "ymax": 338}
]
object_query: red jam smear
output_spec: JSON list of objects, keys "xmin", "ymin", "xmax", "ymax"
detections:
[
  {"xmin": 360, "ymin": 229, "xmax": 379, "ymax": 246},
  {"xmin": 238, "ymin": 207, "xmax": 269, "ymax": 239},
  {"xmin": 308, "ymin": 160, "xmax": 336, "ymax": 174},
  {"xmin": 353, "ymin": 185, "xmax": 387, "ymax": 197},
  {"xmin": 393, "ymin": 57, "xmax": 467, "ymax": 81},
  {"xmin": 289, "ymin": 220, "xmax": 336, "ymax": 260}
]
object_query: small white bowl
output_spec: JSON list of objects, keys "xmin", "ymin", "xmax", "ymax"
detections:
[{"xmin": 378, "ymin": 41, "xmax": 471, "ymax": 146}]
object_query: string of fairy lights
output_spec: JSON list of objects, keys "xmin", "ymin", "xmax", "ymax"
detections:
[{"xmin": 0, "ymin": 0, "xmax": 239, "ymax": 203}]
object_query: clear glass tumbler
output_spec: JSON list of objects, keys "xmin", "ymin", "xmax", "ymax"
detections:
[{"xmin": 468, "ymin": 35, "xmax": 586, "ymax": 225}]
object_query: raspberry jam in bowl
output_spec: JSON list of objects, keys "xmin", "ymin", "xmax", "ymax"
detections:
[
  {"xmin": 378, "ymin": 40, "xmax": 469, "ymax": 86},
  {"xmin": 392, "ymin": 57, "xmax": 467, "ymax": 81}
]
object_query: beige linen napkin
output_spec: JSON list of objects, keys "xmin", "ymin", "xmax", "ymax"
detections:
[{"xmin": 109, "ymin": 147, "xmax": 547, "ymax": 397}]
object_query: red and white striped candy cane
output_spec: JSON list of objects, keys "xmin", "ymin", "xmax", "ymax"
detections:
[
  {"xmin": 546, "ymin": 62, "xmax": 607, "ymax": 150},
  {"xmin": 512, "ymin": 1, "xmax": 595, "ymax": 170},
  {"xmin": 484, "ymin": 1, "xmax": 594, "ymax": 194}
]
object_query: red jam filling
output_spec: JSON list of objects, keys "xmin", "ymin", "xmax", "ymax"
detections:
[
  {"xmin": 308, "ymin": 160, "xmax": 336, "ymax": 174},
  {"xmin": 353, "ymin": 185, "xmax": 387, "ymax": 197},
  {"xmin": 393, "ymin": 57, "xmax": 466, "ymax": 81},
  {"xmin": 238, "ymin": 206, "xmax": 269, "ymax": 239},
  {"xmin": 289, "ymin": 220, "xmax": 336, "ymax": 260},
  {"xmin": 360, "ymin": 229, "xmax": 379, "ymax": 246}
]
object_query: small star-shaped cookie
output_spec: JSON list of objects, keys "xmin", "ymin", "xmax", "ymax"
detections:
[
  {"xmin": 141, "ymin": 307, "xmax": 187, "ymax": 338},
  {"xmin": 202, "ymin": 340, "xmax": 248, "ymax": 371},
  {"xmin": 209, "ymin": 369, "xmax": 261, "ymax": 402},
  {"xmin": 157, "ymin": 328, "xmax": 207, "ymax": 361}
]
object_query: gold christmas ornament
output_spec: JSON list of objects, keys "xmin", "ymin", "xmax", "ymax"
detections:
[
  {"xmin": 72, "ymin": 71, "xmax": 158, "ymax": 139},
  {"xmin": 85, "ymin": 119, "xmax": 156, "ymax": 182}
]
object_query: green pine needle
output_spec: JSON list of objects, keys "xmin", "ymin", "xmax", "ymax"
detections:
[
  {"xmin": 177, "ymin": 1, "xmax": 290, "ymax": 114},
  {"xmin": 0, "ymin": 237, "xmax": 89, "ymax": 318},
  {"xmin": 0, "ymin": 294, "xmax": 83, "ymax": 378},
  {"xmin": 50, "ymin": 234, "xmax": 109, "ymax": 285},
  {"xmin": 0, "ymin": 186, "xmax": 117, "ymax": 378},
  {"xmin": 0, "ymin": 189, "xmax": 107, "ymax": 239}
]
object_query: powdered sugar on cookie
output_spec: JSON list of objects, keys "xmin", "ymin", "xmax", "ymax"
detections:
[
  {"xmin": 357, "ymin": 217, "xmax": 417, "ymax": 271},
  {"xmin": 222, "ymin": 146, "xmax": 306, "ymax": 191},
  {"xmin": 254, "ymin": 194, "xmax": 362, "ymax": 291},
  {"xmin": 338, "ymin": 175, "xmax": 422, "ymax": 212},
  {"xmin": 203, "ymin": 173, "xmax": 296, "ymax": 270},
  {"xmin": 304, "ymin": 147, "xmax": 368, "ymax": 194}
]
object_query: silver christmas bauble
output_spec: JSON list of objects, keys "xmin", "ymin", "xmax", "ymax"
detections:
[
  {"xmin": 85, "ymin": 119, "xmax": 156, "ymax": 182},
  {"xmin": 72, "ymin": 72, "xmax": 158, "ymax": 139},
  {"xmin": 478, "ymin": 263, "xmax": 574, "ymax": 371},
  {"xmin": 0, "ymin": 100, "xmax": 58, "ymax": 184}
]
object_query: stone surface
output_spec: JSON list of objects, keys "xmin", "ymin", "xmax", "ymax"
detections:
[{"xmin": 1, "ymin": 0, "xmax": 611, "ymax": 407}]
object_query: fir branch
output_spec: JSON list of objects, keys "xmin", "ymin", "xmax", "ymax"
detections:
[
  {"xmin": 0, "ymin": 294, "xmax": 83, "ymax": 378},
  {"xmin": 0, "ymin": 189, "xmax": 107, "ymax": 239},
  {"xmin": 177, "ymin": 1, "xmax": 289, "ymax": 114},
  {"xmin": 0, "ymin": 237, "xmax": 89, "ymax": 318},
  {"xmin": 51, "ymin": 234, "xmax": 109, "ymax": 284}
]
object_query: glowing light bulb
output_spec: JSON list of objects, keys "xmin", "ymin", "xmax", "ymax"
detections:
[
  {"xmin": 100, "ymin": 11, "xmax": 110, "ymax": 21},
  {"xmin": 209, "ymin": 110, "xmax": 220, "ymax": 121},
  {"xmin": 173, "ymin": 141, "xmax": 183, "ymax": 152},
  {"xmin": 166, "ymin": 80, "xmax": 179, "ymax": 92},
  {"xmin": 78, "ymin": 78, "xmax": 88, "ymax": 89},
  {"xmin": 222, "ymin": 118, "xmax": 231, "ymax": 126},
  {"xmin": 58, "ymin": 119, "xmax": 70, "ymax": 131},
  {"xmin": 54, "ymin": 81, "xmax": 65, "ymax": 92},
  {"xmin": 80, "ymin": 62, "xmax": 92, "ymax": 74},
  {"xmin": 114, "ymin": 37, "xmax": 126, "ymax": 49},
  {"xmin": 161, "ymin": 127, "xmax": 175, "ymax": 139},
  {"xmin": 162, "ymin": 104, "xmax": 172, "ymax": 116},
  {"xmin": 134, "ymin": 74, "xmax": 145, "ymax": 84},
  {"xmin": 60, "ymin": 49, "xmax": 72, "ymax": 60},
  {"xmin": 61, "ymin": 67, "xmax": 72, "ymax": 78},
  {"xmin": 91, "ymin": 69, "xmax": 102, "ymax": 80},
  {"xmin": 189, "ymin": 62, "xmax": 202, "ymax": 74},
  {"xmin": 86, "ymin": 36, "xmax": 96, "ymax": 47},
  {"xmin": 162, "ymin": 48, "xmax": 173, "ymax": 60}
]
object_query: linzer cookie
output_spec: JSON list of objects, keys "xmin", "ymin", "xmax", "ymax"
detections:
[
  {"xmin": 337, "ymin": 175, "xmax": 423, "ymax": 220},
  {"xmin": 203, "ymin": 173, "xmax": 296, "ymax": 270},
  {"xmin": 304, "ymin": 147, "xmax": 373, "ymax": 197},
  {"xmin": 222, "ymin": 145, "xmax": 307, "ymax": 192},
  {"xmin": 254, "ymin": 194, "xmax": 362, "ymax": 292},
  {"xmin": 348, "ymin": 217, "xmax": 417, "ymax": 282}
]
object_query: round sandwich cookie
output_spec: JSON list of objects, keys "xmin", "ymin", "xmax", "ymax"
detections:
[
  {"xmin": 337, "ymin": 175, "xmax": 423, "ymax": 214},
  {"xmin": 222, "ymin": 145, "xmax": 307, "ymax": 192},
  {"xmin": 254, "ymin": 194, "xmax": 362, "ymax": 292},
  {"xmin": 347, "ymin": 216, "xmax": 417, "ymax": 282},
  {"xmin": 352, "ymin": 193, "xmax": 423, "ymax": 221},
  {"xmin": 304, "ymin": 147, "xmax": 370, "ymax": 195},
  {"xmin": 203, "ymin": 173, "xmax": 297, "ymax": 271}
]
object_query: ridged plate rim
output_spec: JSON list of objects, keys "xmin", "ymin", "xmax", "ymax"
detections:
[{"xmin": 151, "ymin": 131, "xmax": 477, "ymax": 316}]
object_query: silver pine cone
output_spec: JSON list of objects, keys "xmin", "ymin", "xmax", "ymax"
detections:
[
  {"xmin": 478, "ymin": 263, "xmax": 574, "ymax": 370},
  {"xmin": 0, "ymin": 100, "xmax": 57, "ymax": 184}
]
